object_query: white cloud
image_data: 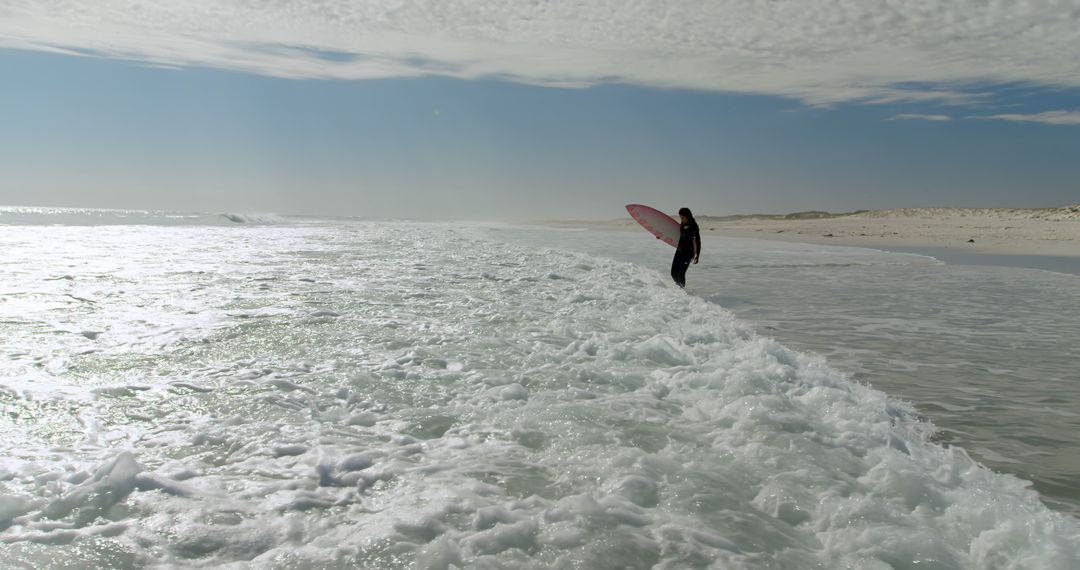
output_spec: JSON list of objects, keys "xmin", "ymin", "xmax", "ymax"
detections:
[
  {"xmin": 886, "ymin": 114, "xmax": 953, "ymax": 122},
  {"xmin": 2, "ymin": 1, "xmax": 1079, "ymax": 105},
  {"xmin": 972, "ymin": 110, "xmax": 1080, "ymax": 125}
]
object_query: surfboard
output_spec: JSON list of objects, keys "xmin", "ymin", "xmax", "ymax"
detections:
[{"xmin": 626, "ymin": 204, "xmax": 680, "ymax": 248}]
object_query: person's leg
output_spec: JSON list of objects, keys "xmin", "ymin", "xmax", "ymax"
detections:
[{"xmin": 671, "ymin": 253, "xmax": 689, "ymax": 287}]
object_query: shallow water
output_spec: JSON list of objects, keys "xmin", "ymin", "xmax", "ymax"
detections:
[
  {"xmin": 495, "ymin": 225, "xmax": 1080, "ymax": 517},
  {"xmin": 868, "ymin": 245, "xmax": 1080, "ymax": 277},
  {"xmin": 1, "ymin": 215, "xmax": 1078, "ymax": 568}
]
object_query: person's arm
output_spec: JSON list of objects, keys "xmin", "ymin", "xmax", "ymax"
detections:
[{"xmin": 693, "ymin": 227, "xmax": 701, "ymax": 263}]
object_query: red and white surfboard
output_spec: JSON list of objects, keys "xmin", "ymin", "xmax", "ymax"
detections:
[{"xmin": 625, "ymin": 204, "xmax": 680, "ymax": 248}]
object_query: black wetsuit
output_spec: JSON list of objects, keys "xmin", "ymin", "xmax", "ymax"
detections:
[{"xmin": 671, "ymin": 220, "xmax": 700, "ymax": 288}]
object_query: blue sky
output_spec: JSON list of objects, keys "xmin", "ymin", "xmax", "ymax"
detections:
[{"xmin": 2, "ymin": 1, "xmax": 1079, "ymax": 219}]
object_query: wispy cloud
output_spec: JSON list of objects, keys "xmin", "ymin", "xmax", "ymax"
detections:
[
  {"xmin": 2, "ymin": 1, "xmax": 1080, "ymax": 105},
  {"xmin": 886, "ymin": 114, "xmax": 953, "ymax": 122},
  {"xmin": 971, "ymin": 110, "xmax": 1080, "ymax": 125}
]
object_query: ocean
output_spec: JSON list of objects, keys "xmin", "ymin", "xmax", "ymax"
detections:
[{"xmin": 1, "ymin": 208, "xmax": 1077, "ymax": 569}]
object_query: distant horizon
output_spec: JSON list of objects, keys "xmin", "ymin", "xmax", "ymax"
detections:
[{"xmin": 3, "ymin": 201, "xmax": 1078, "ymax": 223}]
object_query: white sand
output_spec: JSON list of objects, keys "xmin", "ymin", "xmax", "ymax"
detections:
[{"xmin": 554, "ymin": 205, "xmax": 1080, "ymax": 258}]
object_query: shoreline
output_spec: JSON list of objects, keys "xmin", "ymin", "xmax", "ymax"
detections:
[
  {"xmin": 546, "ymin": 206, "xmax": 1080, "ymax": 257},
  {"xmin": 542, "ymin": 206, "xmax": 1080, "ymax": 274}
]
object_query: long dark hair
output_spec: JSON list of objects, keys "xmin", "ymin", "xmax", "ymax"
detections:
[{"xmin": 678, "ymin": 207, "xmax": 696, "ymax": 225}]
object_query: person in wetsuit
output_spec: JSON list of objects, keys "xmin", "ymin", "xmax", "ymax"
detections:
[{"xmin": 671, "ymin": 207, "xmax": 701, "ymax": 288}]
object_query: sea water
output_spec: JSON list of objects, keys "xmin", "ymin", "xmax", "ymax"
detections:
[
  {"xmin": 0, "ymin": 208, "xmax": 1077, "ymax": 569},
  {"xmin": 490, "ymin": 225, "xmax": 1080, "ymax": 517}
]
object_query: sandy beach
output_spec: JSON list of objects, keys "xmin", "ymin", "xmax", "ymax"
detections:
[{"xmin": 556, "ymin": 205, "xmax": 1080, "ymax": 258}]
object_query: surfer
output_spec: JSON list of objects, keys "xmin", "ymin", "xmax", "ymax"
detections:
[{"xmin": 671, "ymin": 207, "xmax": 700, "ymax": 288}]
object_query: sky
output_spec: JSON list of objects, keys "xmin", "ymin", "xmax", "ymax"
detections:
[{"xmin": 1, "ymin": 0, "xmax": 1079, "ymax": 220}]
